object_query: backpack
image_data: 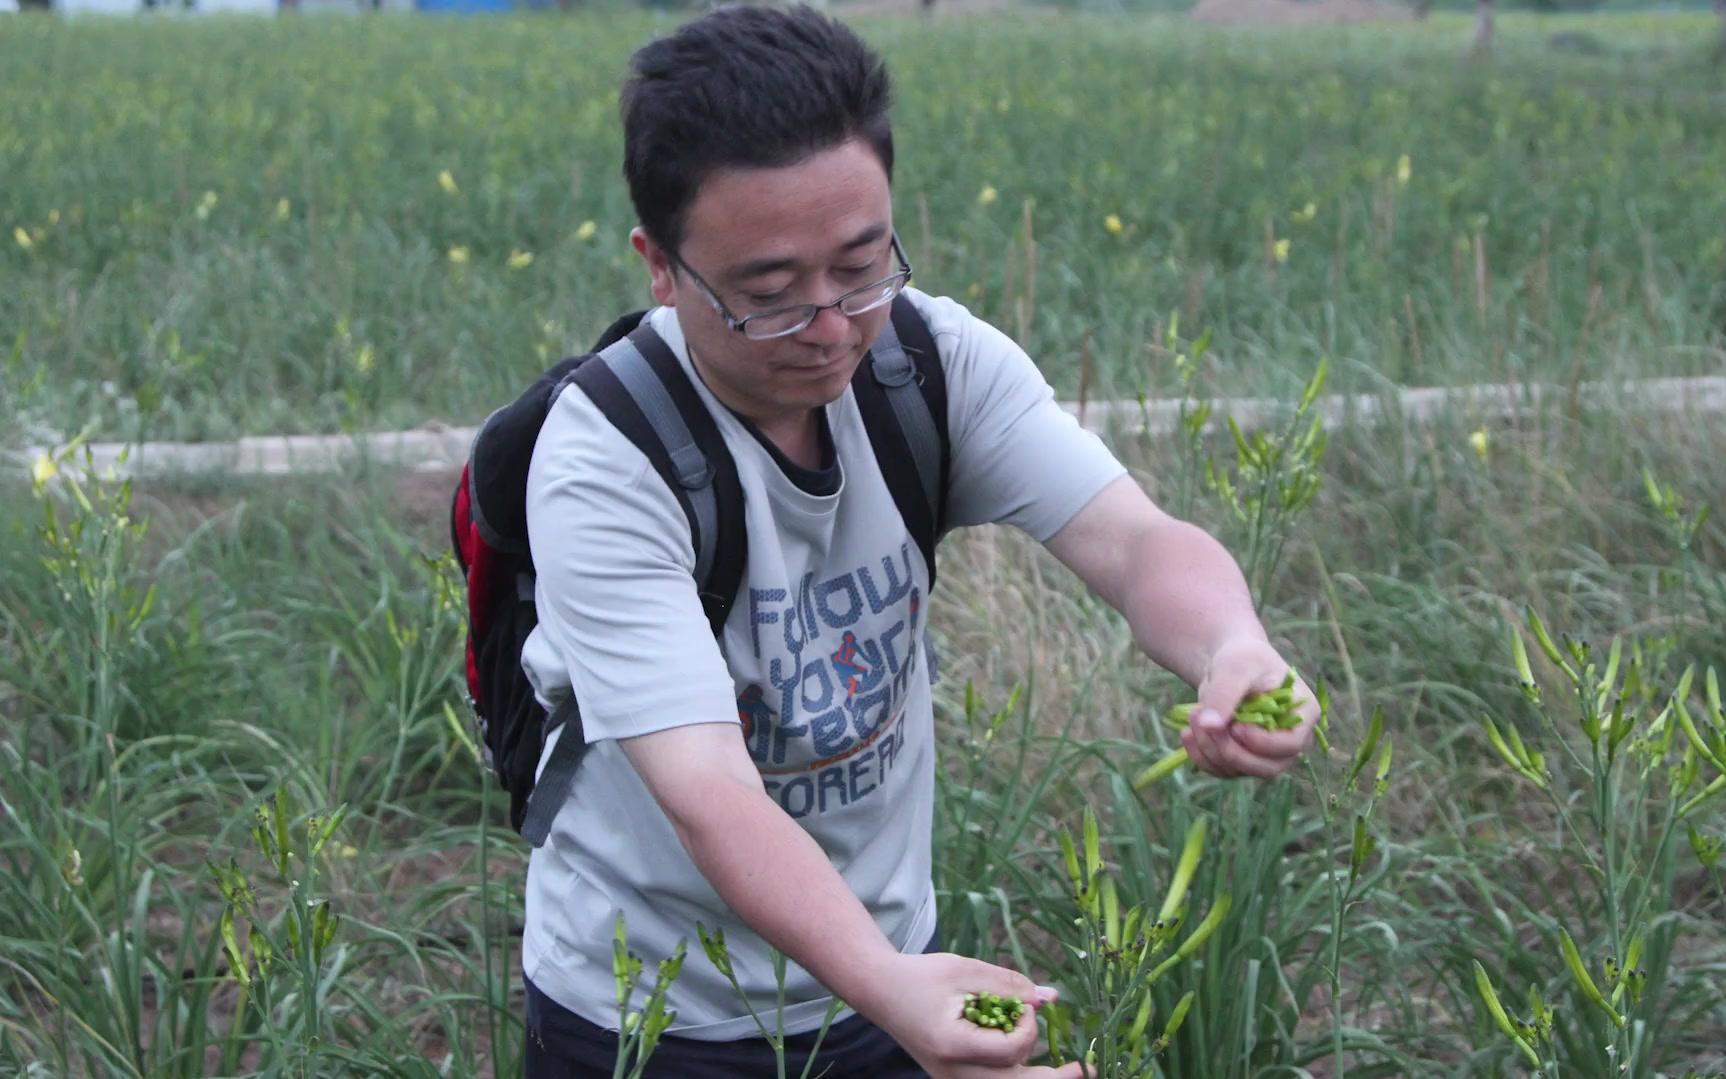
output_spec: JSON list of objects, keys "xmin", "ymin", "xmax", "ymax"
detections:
[{"xmin": 449, "ymin": 295, "xmax": 949, "ymax": 846}]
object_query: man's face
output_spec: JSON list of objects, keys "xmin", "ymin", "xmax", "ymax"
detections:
[{"xmin": 631, "ymin": 138, "xmax": 896, "ymax": 430}]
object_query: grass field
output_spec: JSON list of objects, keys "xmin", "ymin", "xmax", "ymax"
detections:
[
  {"xmin": 2, "ymin": 9, "xmax": 1723, "ymax": 444},
  {"xmin": 3, "ymin": 6, "xmax": 1726, "ymax": 1078}
]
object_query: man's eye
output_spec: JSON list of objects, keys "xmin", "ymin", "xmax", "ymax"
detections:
[
  {"xmin": 838, "ymin": 264, "xmax": 874, "ymax": 278},
  {"xmin": 746, "ymin": 292, "xmax": 788, "ymax": 308}
]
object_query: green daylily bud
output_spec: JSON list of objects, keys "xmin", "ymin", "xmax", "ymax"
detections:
[
  {"xmin": 1511, "ymin": 627, "xmax": 1539, "ymax": 703},
  {"xmin": 1527, "ymin": 610, "xmax": 1578, "ymax": 682},
  {"xmin": 1158, "ymin": 818, "xmax": 1207, "ymax": 926},
  {"xmin": 1472, "ymin": 960, "xmax": 1540, "ymax": 1068},
  {"xmin": 1347, "ymin": 708, "xmax": 1385, "ymax": 793},
  {"xmin": 1689, "ymin": 824, "xmax": 1722, "ymax": 868},
  {"xmin": 219, "ymin": 907, "xmax": 249, "ymax": 988},
  {"xmin": 1559, "ymin": 928, "xmax": 1625, "ymax": 1028}
]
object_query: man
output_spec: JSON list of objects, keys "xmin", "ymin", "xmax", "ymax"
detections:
[{"xmin": 517, "ymin": 5, "xmax": 1318, "ymax": 1076}]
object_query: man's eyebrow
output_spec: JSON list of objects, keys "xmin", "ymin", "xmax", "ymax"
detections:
[{"xmin": 724, "ymin": 224, "xmax": 890, "ymax": 283}]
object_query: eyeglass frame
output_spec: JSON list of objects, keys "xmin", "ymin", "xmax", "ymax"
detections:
[{"xmin": 668, "ymin": 232, "xmax": 913, "ymax": 341}]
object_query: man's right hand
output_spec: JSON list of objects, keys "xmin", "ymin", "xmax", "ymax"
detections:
[
  {"xmin": 858, "ymin": 951, "xmax": 1086, "ymax": 1079},
  {"xmin": 621, "ymin": 724, "xmax": 1084, "ymax": 1077}
]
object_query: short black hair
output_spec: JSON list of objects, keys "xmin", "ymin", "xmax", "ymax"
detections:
[{"xmin": 620, "ymin": 4, "xmax": 894, "ymax": 255}]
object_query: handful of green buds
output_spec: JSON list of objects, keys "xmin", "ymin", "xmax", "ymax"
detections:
[
  {"xmin": 961, "ymin": 991, "xmax": 1025, "ymax": 1031},
  {"xmin": 1133, "ymin": 672, "xmax": 1310, "ymax": 789}
]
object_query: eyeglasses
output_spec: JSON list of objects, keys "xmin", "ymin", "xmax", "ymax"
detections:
[{"xmin": 671, "ymin": 234, "xmax": 913, "ymax": 341}]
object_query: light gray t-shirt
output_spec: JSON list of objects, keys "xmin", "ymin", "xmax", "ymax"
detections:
[{"xmin": 519, "ymin": 287, "xmax": 1126, "ymax": 1040}]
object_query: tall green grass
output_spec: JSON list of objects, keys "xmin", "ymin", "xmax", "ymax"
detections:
[{"xmin": 7, "ymin": 370, "xmax": 1722, "ymax": 1073}]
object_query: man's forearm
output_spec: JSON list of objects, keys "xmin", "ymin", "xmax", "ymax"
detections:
[
  {"xmin": 1120, "ymin": 518, "xmax": 1266, "ymax": 686},
  {"xmin": 667, "ymin": 773, "xmax": 903, "ymax": 1021}
]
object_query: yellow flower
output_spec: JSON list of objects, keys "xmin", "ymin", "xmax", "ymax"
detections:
[
  {"xmin": 1291, "ymin": 201, "xmax": 1317, "ymax": 224},
  {"xmin": 575, "ymin": 220, "xmax": 597, "ymax": 241},
  {"xmin": 276, "ymin": 198, "xmax": 291, "ymax": 221},
  {"xmin": 339, "ymin": 844, "xmax": 359, "ymax": 859},
  {"xmin": 195, "ymin": 191, "xmax": 218, "ymax": 221},
  {"xmin": 1396, "ymin": 154, "xmax": 1412, "ymax": 186},
  {"xmin": 1469, "ymin": 428, "xmax": 1489, "ymax": 460},
  {"xmin": 1104, "ymin": 214, "xmax": 1124, "ymax": 236},
  {"xmin": 438, "ymin": 169, "xmax": 459, "ymax": 195},
  {"xmin": 13, "ymin": 226, "xmax": 31, "ymax": 251},
  {"xmin": 47, "ymin": 209, "xmax": 60, "ymax": 226},
  {"xmin": 1273, "ymin": 238, "xmax": 1291, "ymax": 263},
  {"xmin": 31, "ymin": 453, "xmax": 58, "ymax": 488},
  {"xmin": 507, "ymin": 249, "xmax": 535, "ymax": 269},
  {"xmin": 355, "ymin": 344, "xmax": 375, "ymax": 374},
  {"xmin": 448, "ymin": 245, "xmax": 470, "ymax": 265},
  {"xmin": 978, "ymin": 185, "xmax": 998, "ymax": 207}
]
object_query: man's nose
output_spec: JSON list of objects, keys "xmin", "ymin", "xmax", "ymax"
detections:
[{"xmin": 797, "ymin": 303, "xmax": 853, "ymax": 346}]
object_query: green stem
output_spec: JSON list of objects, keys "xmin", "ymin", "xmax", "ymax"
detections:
[{"xmin": 479, "ymin": 761, "xmax": 499, "ymax": 1074}]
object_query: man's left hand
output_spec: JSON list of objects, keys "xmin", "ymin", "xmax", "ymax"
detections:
[{"xmin": 1180, "ymin": 636, "xmax": 1320, "ymax": 779}]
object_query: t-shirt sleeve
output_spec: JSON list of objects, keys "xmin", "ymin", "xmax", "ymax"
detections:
[
  {"xmin": 522, "ymin": 382, "xmax": 739, "ymax": 744},
  {"xmin": 910, "ymin": 291, "xmax": 1128, "ymax": 541}
]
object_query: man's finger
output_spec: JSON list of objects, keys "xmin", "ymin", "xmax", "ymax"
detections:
[
  {"xmin": 948, "ymin": 1013, "xmax": 1040, "ymax": 1068},
  {"xmin": 1181, "ymin": 726, "xmax": 1232, "ymax": 776},
  {"xmin": 1014, "ymin": 1065, "xmax": 1088, "ymax": 1079},
  {"xmin": 1196, "ymin": 666, "xmax": 1280, "ymax": 730},
  {"xmin": 1230, "ymin": 723, "xmax": 1308, "ymax": 760},
  {"xmin": 1209, "ymin": 735, "xmax": 1285, "ymax": 779}
]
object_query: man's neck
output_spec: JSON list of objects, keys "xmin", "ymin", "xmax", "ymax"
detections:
[
  {"xmin": 687, "ymin": 345, "xmax": 826, "ymax": 470},
  {"xmin": 752, "ymin": 410, "xmax": 825, "ymax": 471}
]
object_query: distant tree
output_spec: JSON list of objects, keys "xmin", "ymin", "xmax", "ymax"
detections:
[{"xmin": 1472, "ymin": 0, "xmax": 1494, "ymax": 56}]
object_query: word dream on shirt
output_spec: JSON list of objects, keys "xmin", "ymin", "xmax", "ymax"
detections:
[{"xmin": 736, "ymin": 543, "xmax": 924, "ymax": 820}]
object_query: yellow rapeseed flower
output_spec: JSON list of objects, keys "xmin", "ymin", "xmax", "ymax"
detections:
[
  {"xmin": 575, "ymin": 220, "xmax": 597, "ymax": 241},
  {"xmin": 1396, "ymin": 154, "xmax": 1412, "ymax": 186},
  {"xmin": 1291, "ymin": 201, "xmax": 1317, "ymax": 224},
  {"xmin": 1273, "ymin": 238, "xmax": 1291, "ymax": 263},
  {"xmin": 507, "ymin": 249, "xmax": 535, "ymax": 269},
  {"xmin": 978, "ymin": 185, "xmax": 998, "ymax": 207},
  {"xmin": 355, "ymin": 344, "xmax": 375, "ymax": 374},
  {"xmin": 439, "ymin": 169, "xmax": 459, "ymax": 195},
  {"xmin": 448, "ymin": 245, "xmax": 470, "ymax": 265},
  {"xmin": 276, "ymin": 198, "xmax": 291, "ymax": 221},
  {"xmin": 195, "ymin": 191, "xmax": 218, "ymax": 221},
  {"xmin": 47, "ymin": 209, "xmax": 60, "ymax": 226},
  {"xmin": 13, "ymin": 226, "xmax": 31, "ymax": 251},
  {"xmin": 1104, "ymin": 214, "xmax": 1124, "ymax": 236},
  {"xmin": 1469, "ymin": 428, "xmax": 1489, "ymax": 460}
]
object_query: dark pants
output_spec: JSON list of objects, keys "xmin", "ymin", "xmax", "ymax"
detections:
[{"xmin": 524, "ymin": 933, "xmax": 938, "ymax": 1079}]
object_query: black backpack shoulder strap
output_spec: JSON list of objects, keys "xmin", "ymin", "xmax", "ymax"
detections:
[
  {"xmin": 519, "ymin": 320, "xmax": 746, "ymax": 848},
  {"xmin": 462, "ymin": 310, "xmax": 651, "ymax": 560},
  {"xmin": 564, "ymin": 323, "xmax": 747, "ymax": 636},
  {"xmin": 851, "ymin": 293, "xmax": 950, "ymax": 589}
]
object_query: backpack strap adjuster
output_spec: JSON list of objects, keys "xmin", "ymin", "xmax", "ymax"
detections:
[{"xmin": 870, "ymin": 328, "xmax": 920, "ymax": 389}]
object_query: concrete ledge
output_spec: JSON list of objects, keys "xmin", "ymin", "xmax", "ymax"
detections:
[{"xmin": 9, "ymin": 375, "xmax": 1725, "ymax": 482}]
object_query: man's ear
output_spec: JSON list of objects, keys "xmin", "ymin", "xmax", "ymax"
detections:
[{"xmin": 631, "ymin": 227, "xmax": 678, "ymax": 308}]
